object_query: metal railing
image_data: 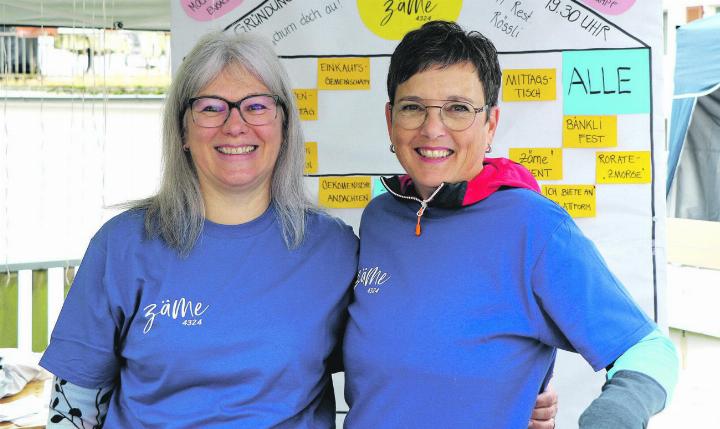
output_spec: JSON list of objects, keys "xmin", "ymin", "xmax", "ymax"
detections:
[{"xmin": 0, "ymin": 34, "xmax": 40, "ymax": 75}]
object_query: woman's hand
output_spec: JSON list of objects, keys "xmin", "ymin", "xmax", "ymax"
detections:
[{"xmin": 529, "ymin": 385, "xmax": 558, "ymax": 429}]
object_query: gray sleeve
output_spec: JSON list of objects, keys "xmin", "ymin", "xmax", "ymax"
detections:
[
  {"xmin": 578, "ymin": 370, "xmax": 666, "ymax": 429},
  {"xmin": 47, "ymin": 376, "xmax": 114, "ymax": 428}
]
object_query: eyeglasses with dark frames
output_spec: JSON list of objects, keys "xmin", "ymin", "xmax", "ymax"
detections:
[{"xmin": 188, "ymin": 94, "xmax": 282, "ymax": 128}]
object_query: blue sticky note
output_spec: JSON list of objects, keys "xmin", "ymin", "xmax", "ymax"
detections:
[
  {"xmin": 563, "ymin": 49, "xmax": 650, "ymax": 115},
  {"xmin": 372, "ymin": 177, "xmax": 388, "ymax": 198}
]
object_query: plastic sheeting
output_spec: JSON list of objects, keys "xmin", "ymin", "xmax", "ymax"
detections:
[
  {"xmin": 667, "ymin": 14, "xmax": 720, "ymax": 196},
  {"xmin": 667, "ymin": 89, "xmax": 720, "ymax": 220}
]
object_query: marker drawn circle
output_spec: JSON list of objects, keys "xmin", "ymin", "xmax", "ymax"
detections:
[
  {"xmin": 357, "ymin": 0, "xmax": 463, "ymax": 40},
  {"xmin": 579, "ymin": 0, "xmax": 636, "ymax": 15},
  {"xmin": 181, "ymin": 0, "xmax": 246, "ymax": 22}
]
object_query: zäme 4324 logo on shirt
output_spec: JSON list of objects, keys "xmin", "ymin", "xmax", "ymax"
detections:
[
  {"xmin": 142, "ymin": 297, "xmax": 210, "ymax": 334},
  {"xmin": 354, "ymin": 266, "xmax": 392, "ymax": 294}
]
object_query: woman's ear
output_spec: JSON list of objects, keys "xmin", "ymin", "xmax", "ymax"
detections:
[
  {"xmin": 485, "ymin": 106, "xmax": 500, "ymax": 145},
  {"xmin": 385, "ymin": 102, "xmax": 393, "ymax": 140}
]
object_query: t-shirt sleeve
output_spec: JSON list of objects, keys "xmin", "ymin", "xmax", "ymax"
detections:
[
  {"xmin": 531, "ymin": 218, "xmax": 655, "ymax": 371},
  {"xmin": 40, "ymin": 231, "xmax": 122, "ymax": 389}
]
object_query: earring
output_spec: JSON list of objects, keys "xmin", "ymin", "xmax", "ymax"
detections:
[
  {"xmin": 485, "ymin": 144, "xmax": 492, "ymax": 153},
  {"xmin": 390, "ymin": 144, "xmax": 396, "ymax": 153}
]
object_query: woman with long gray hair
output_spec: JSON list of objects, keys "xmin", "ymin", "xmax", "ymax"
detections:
[{"xmin": 39, "ymin": 31, "xmax": 358, "ymax": 428}]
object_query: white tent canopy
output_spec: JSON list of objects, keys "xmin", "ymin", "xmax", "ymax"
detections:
[{"xmin": 0, "ymin": 0, "xmax": 169, "ymax": 31}]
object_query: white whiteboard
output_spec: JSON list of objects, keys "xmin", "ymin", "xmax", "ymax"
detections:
[
  {"xmin": 171, "ymin": 2, "xmax": 667, "ymax": 425},
  {"xmin": 171, "ymin": 0, "xmax": 665, "ymax": 317}
]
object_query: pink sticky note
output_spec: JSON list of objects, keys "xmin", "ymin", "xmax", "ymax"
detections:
[
  {"xmin": 181, "ymin": 0, "xmax": 246, "ymax": 21},
  {"xmin": 580, "ymin": 0, "xmax": 636, "ymax": 15}
]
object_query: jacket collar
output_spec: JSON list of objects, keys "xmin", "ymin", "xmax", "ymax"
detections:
[{"xmin": 381, "ymin": 157, "xmax": 541, "ymax": 209}]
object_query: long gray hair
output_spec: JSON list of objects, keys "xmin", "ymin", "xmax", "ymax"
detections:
[{"xmin": 134, "ymin": 31, "xmax": 313, "ymax": 256}]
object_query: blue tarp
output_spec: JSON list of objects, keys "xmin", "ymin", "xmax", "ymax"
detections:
[{"xmin": 667, "ymin": 14, "xmax": 720, "ymax": 195}]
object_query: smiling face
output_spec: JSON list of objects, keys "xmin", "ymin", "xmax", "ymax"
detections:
[
  {"xmin": 185, "ymin": 64, "xmax": 283, "ymax": 203},
  {"xmin": 386, "ymin": 62, "xmax": 499, "ymax": 200}
]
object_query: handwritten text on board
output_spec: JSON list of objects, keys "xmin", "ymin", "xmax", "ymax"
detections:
[
  {"xmin": 503, "ymin": 69, "xmax": 556, "ymax": 101},
  {"xmin": 563, "ymin": 115, "xmax": 617, "ymax": 148},
  {"xmin": 181, "ymin": 0, "xmax": 245, "ymax": 21},
  {"xmin": 580, "ymin": 0, "xmax": 636, "ymax": 15},
  {"xmin": 596, "ymin": 151, "xmax": 651, "ymax": 184},
  {"xmin": 304, "ymin": 142, "xmax": 318, "ymax": 174},
  {"xmin": 563, "ymin": 49, "xmax": 650, "ymax": 115},
  {"xmin": 318, "ymin": 58, "xmax": 370, "ymax": 90},
  {"xmin": 542, "ymin": 185, "xmax": 596, "ymax": 217},
  {"xmin": 544, "ymin": 1, "xmax": 612, "ymax": 40},
  {"xmin": 294, "ymin": 89, "xmax": 318, "ymax": 121},
  {"xmin": 357, "ymin": 0, "xmax": 462, "ymax": 40},
  {"xmin": 319, "ymin": 177, "xmax": 372, "ymax": 208},
  {"xmin": 509, "ymin": 148, "xmax": 563, "ymax": 180}
]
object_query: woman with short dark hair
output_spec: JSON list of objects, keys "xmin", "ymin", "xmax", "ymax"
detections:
[{"xmin": 343, "ymin": 21, "xmax": 678, "ymax": 429}]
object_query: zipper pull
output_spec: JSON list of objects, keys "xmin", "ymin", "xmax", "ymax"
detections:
[{"xmin": 415, "ymin": 202, "xmax": 427, "ymax": 236}]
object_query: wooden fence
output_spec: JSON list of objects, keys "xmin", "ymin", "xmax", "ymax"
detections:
[{"xmin": 0, "ymin": 262, "xmax": 79, "ymax": 352}]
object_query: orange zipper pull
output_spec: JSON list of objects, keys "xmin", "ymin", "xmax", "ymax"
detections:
[{"xmin": 415, "ymin": 205, "xmax": 426, "ymax": 236}]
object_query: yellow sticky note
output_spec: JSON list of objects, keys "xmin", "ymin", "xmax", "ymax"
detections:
[
  {"xmin": 318, "ymin": 58, "xmax": 370, "ymax": 90},
  {"xmin": 304, "ymin": 142, "xmax": 318, "ymax": 174},
  {"xmin": 509, "ymin": 148, "xmax": 562, "ymax": 180},
  {"xmin": 319, "ymin": 177, "xmax": 372, "ymax": 208},
  {"xmin": 563, "ymin": 115, "xmax": 617, "ymax": 148},
  {"xmin": 542, "ymin": 185, "xmax": 596, "ymax": 218},
  {"xmin": 293, "ymin": 89, "xmax": 318, "ymax": 121},
  {"xmin": 502, "ymin": 69, "xmax": 556, "ymax": 101},
  {"xmin": 596, "ymin": 151, "xmax": 651, "ymax": 184}
]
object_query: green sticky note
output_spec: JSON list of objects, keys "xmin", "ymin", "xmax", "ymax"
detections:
[
  {"xmin": 563, "ymin": 49, "xmax": 650, "ymax": 115},
  {"xmin": 372, "ymin": 177, "xmax": 388, "ymax": 198}
]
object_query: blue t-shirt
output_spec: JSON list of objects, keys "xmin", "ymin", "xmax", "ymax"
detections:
[
  {"xmin": 40, "ymin": 206, "xmax": 358, "ymax": 428},
  {"xmin": 343, "ymin": 188, "xmax": 654, "ymax": 428}
]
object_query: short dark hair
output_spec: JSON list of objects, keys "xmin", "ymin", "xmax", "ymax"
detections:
[{"xmin": 387, "ymin": 21, "xmax": 501, "ymax": 108}]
